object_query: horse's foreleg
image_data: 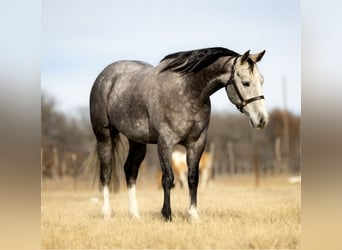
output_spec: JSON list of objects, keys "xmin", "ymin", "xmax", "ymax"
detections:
[
  {"xmin": 186, "ymin": 135, "xmax": 207, "ymax": 221},
  {"xmin": 157, "ymin": 139, "xmax": 174, "ymax": 221},
  {"xmin": 124, "ymin": 140, "xmax": 146, "ymax": 218},
  {"xmin": 97, "ymin": 137, "xmax": 114, "ymax": 219}
]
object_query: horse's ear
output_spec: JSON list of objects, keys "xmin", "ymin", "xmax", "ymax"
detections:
[
  {"xmin": 250, "ymin": 50, "xmax": 266, "ymax": 63},
  {"xmin": 240, "ymin": 50, "xmax": 250, "ymax": 64}
]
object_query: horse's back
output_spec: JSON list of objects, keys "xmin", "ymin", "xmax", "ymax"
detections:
[
  {"xmin": 90, "ymin": 60, "xmax": 154, "ymax": 140},
  {"xmin": 91, "ymin": 60, "xmax": 152, "ymax": 92}
]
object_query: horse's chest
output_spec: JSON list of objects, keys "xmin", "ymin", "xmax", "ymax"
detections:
[{"xmin": 186, "ymin": 118, "xmax": 209, "ymax": 141}]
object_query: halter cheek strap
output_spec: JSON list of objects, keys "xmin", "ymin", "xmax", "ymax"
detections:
[{"xmin": 225, "ymin": 57, "xmax": 265, "ymax": 113}]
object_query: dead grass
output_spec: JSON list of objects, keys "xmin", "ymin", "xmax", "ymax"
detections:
[{"xmin": 41, "ymin": 175, "xmax": 300, "ymax": 249}]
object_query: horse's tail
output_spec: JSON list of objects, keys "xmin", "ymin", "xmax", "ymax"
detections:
[{"xmin": 82, "ymin": 133, "xmax": 129, "ymax": 192}]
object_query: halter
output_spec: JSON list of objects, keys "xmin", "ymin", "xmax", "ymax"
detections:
[{"xmin": 225, "ymin": 57, "xmax": 265, "ymax": 113}]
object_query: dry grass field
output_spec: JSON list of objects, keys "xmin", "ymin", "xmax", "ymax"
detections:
[{"xmin": 41, "ymin": 175, "xmax": 300, "ymax": 249}]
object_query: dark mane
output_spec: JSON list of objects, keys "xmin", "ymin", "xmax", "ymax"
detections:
[{"xmin": 160, "ymin": 47, "xmax": 240, "ymax": 74}]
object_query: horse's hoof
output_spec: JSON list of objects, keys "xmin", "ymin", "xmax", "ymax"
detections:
[
  {"xmin": 103, "ymin": 212, "xmax": 112, "ymax": 220},
  {"xmin": 130, "ymin": 212, "xmax": 140, "ymax": 220},
  {"xmin": 187, "ymin": 206, "xmax": 201, "ymax": 223},
  {"xmin": 161, "ymin": 209, "xmax": 172, "ymax": 221},
  {"xmin": 102, "ymin": 206, "xmax": 113, "ymax": 219},
  {"xmin": 163, "ymin": 215, "xmax": 172, "ymax": 221},
  {"xmin": 129, "ymin": 206, "xmax": 140, "ymax": 219},
  {"xmin": 188, "ymin": 215, "xmax": 202, "ymax": 224}
]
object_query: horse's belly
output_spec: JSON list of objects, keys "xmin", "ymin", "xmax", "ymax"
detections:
[
  {"xmin": 109, "ymin": 113, "xmax": 158, "ymax": 144},
  {"xmin": 124, "ymin": 121, "xmax": 158, "ymax": 144}
]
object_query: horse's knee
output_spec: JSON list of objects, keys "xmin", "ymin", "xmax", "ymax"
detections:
[
  {"xmin": 188, "ymin": 168, "xmax": 199, "ymax": 188},
  {"xmin": 188, "ymin": 179, "xmax": 199, "ymax": 190},
  {"xmin": 162, "ymin": 173, "xmax": 174, "ymax": 189}
]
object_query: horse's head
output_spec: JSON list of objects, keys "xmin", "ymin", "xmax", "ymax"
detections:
[{"xmin": 225, "ymin": 50, "xmax": 269, "ymax": 129}]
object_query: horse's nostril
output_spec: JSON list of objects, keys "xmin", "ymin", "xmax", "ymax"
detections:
[{"xmin": 259, "ymin": 118, "xmax": 266, "ymax": 128}]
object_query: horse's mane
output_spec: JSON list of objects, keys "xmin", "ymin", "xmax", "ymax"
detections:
[{"xmin": 160, "ymin": 47, "xmax": 240, "ymax": 74}]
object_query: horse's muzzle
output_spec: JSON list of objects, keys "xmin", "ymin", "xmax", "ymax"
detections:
[
  {"xmin": 258, "ymin": 117, "xmax": 268, "ymax": 129},
  {"xmin": 250, "ymin": 116, "xmax": 268, "ymax": 129}
]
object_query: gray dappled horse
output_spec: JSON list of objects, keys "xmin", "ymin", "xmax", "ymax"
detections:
[{"xmin": 89, "ymin": 47, "xmax": 269, "ymax": 221}]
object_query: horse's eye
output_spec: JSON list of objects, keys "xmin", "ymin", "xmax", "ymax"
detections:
[{"xmin": 242, "ymin": 81, "xmax": 250, "ymax": 87}]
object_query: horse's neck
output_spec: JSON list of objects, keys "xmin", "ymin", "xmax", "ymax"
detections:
[
  {"xmin": 189, "ymin": 56, "xmax": 234, "ymax": 98},
  {"xmin": 201, "ymin": 75, "xmax": 226, "ymax": 97}
]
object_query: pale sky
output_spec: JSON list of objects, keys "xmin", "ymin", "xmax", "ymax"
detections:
[{"xmin": 42, "ymin": 0, "xmax": 300, "ymax": 116}]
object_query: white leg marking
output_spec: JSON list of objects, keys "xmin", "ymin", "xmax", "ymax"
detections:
[
  {"xmin": 128, "ymin": 185, "xmax": 139, "ymax": 218},
  {"xmin": 102, "ymin": 185, "xmax": 112, "ymax": 219},
  {"xmin": 188, "ymin": 205, "xmax": 200, "ymax": 220}
]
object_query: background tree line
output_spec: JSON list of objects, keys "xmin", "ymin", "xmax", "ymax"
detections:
[{"xmin": 41, "ymin": 92, "xmax": 300, "ymax": 182}]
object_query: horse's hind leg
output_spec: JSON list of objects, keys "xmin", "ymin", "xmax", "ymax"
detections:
[
  {"xmin": 96, "ymin": 128, "xmax": 117, "ymax": 219},
  {"xmin": 124, "ymin": 140, "xmax": 146, "ymax": 218}
]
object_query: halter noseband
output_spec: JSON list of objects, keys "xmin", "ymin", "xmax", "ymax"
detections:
[{"xmin": 225, "ymin": 57, "xmax": 265, "ymax": 113}]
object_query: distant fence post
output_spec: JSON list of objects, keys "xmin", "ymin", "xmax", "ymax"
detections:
[
  {"xmin": 227, "ymin": 141, "xmax": 235, "ymax": 176},
  {"xmin": 274, "ymin": 137, "xmax": 282, "ymax": 174},
  {"xmin": 72, "ymin": 153, "xmax": 78, "ymax": 191},
  {"xmin": 254, "ymin": 145, "xmax": 259, "ymax": 187},
  {"xmin": 52, "ymin": 146, "xmax": 59, "ymax": 180}
]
